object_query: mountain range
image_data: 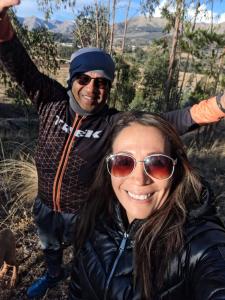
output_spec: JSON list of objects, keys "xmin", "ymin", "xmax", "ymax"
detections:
[
  {"xmin": 18, "ymin": 16, "xmax": 74, "ymax": 37},
  {"xmin": 18, "ymin": 15, "xmax": 225, "ymax": 46}
]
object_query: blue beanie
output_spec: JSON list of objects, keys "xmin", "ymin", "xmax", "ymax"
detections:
[{"xmin": 68, "ymin": 47, "xmax": 115, "ymax": 88}]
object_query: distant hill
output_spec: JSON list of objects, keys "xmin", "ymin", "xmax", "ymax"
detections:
[
  {"xmin": 17, "ymin": 15, "xmax": 225, "ymax": 46},
  {"xmin": 115, "ymin": 16, "xmax": 168, "ymax": 46},
  {"xmin": 17, "ymin": 16, "xmax": 74, "ymax": 38},
  {"xmin": 115, "ymin": 15, "xmax": 225, "ymax": 46}
]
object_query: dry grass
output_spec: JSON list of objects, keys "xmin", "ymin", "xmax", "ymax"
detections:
[
  {"xmin": 0, "ymin": 151, "xmax": 37, "ymax": 230},
  {"xmin": 184, "ymin": 121, "xmax": 225, "ymax": 221},
  {"xmin": 187, "ymin": 140, "xmax": 225, "ymax": 159},
  {"xmin": 0, "ymin": 155, "xmax": 37, "ymax": 203}
]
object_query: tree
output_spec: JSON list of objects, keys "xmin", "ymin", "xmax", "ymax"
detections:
[
  {"xmin": 110, "ymin": 54, "xmax": 139, "ymax": 110},
  {"xmin": 121, "ymin": 0, "xmax": 132, "ymax": 56},
  {"xmin": 138, "ymin": 0, "xmax": 183, "ymax": 110},
  {"xmin": 140, "ymin": 0, "xmax": 160, "ymax": 16},
  {"xmin": 164, "ymin": 0, "xmax": 183, "ymax": 109},
  {"xmin": 131, "ymin": 41, "xmax": 173, "ymax": 113},
  {"xmin": 178, "ymin": 0, "xmax": 200, "ymax": 99},
  {"xmin": 180, "ymin": 28, "xmax": 225, "ymax": 104},
  {"xmin": 36, "ymin": 0, "xmax": 76, "ymax": 19},
  {"xmin": 73, "ymin": 4, "xmax": 110, "ymax": 50},
  {"xmin": 109, "ymin": 0, "xmax": 117, "ymax": 54}
]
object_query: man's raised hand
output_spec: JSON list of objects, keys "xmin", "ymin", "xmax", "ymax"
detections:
[{"xmin": 0, "ymin": 0, "xmax": 20, "ymax": 14}]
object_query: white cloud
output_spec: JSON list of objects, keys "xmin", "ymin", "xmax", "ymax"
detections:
[
  {"xmin": 153, "ymin": 0, "xmax": 172, "ymax": 18},
  {"xmin": 187, "ymin": 3, "xmax": 220, "ymax": 24},
  {"xmin": 153, "ymin": 1, "xmax": 224, "ymax": 24},
  {"xmin": 219, "ymin": 12, "xmax": 225, "ymax": 22}
]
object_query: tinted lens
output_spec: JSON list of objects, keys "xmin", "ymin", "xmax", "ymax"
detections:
[
  {"xmin": 76, "ymin": 74, "xmax": 109, "ymax": 89},
  {"xmin": 76, "ymin": 74, "xmax": 91, "ymax": 85},
  {"xmin": 96, "ymin": 78, "xmax": 110, "ymax": 89},
  {"xmin": 107, "ymin": 155, "xmax": 135, "ymax": 177},
  {"xmin": 144, "ymin": 155, "xmax": 174, "ymax": 180}
]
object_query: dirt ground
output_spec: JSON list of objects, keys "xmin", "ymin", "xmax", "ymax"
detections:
[{"xmin": 0, "ymin": 197, "xmax": 73, "ymax": 300}]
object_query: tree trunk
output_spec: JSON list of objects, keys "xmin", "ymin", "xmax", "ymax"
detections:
[
  {"xmin": 179, "ymin": 0, "xmax": 200, "ymax": 98},
  {"xmin": 210, "ymin": 0, "xmax": 214, "ymax": 34},
  {"xmin": 104, "ymin": 0, "xmax": 111, "ymax": 51},
  {"xmin": 74, "ymin": 20, "xmax": 85, "ymax": 48},
  {"xmin": 165, "ymin": 0, "xmax": 183, "ymax": 110},
  {"xmin": 94, "ymin": 0, "xmax": 99, "ymax": 48},
  {"xmin": 213, "ymin": 47, "xmax": 225, "ymax": 94},
  {"xmin": 121, "ymin": 0, "xmax": 132, "ymax": 56},
  {"xmin": 109, "ymin": 0, "xmax": 117, "ymax": 55}
]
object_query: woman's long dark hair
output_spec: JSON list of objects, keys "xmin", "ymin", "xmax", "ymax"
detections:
[{"xmin": 74, "ymin": 111, "xmax": 202, "ymax": 299}]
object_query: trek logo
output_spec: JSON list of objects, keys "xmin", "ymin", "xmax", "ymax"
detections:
[{"xmin": 55, "ymin": 115, "xmax": 102, "ymax": 139}]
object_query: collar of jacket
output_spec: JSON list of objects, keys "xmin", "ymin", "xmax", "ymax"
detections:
[
  {"xmin": 67, "ymin": 89, "xmax": 109, "ymax": 117},
  {"xmin": 112, "ymin": 202, "xmax": 146, "ymax": 239},
  {"xmin": 186, "ymin": 182, "xmax": 217, "ymax": 222}
]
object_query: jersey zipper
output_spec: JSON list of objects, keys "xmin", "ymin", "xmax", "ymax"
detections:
[
  {"xmin": 52, "ymin": 114, "xmax": 85, "ymax": 212},
  {"xmin": 103, "ymin": 232, "xmax": 129, "ymax": 300}
]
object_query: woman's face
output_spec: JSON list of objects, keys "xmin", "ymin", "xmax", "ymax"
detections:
[{"xmin": 111, "ymin": 123, "xmax": 173, "ymax": 223}]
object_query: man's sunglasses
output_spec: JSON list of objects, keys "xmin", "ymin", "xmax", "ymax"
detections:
[
  {"xmin": 75, "ymin": 74, "xmax": 110, "ymax": 89},
  {"xmin": 106, "ymin": 153, "xmax": 177, "ymax": 180}
]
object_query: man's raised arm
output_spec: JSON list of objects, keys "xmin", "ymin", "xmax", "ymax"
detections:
[
  {"xmin": 161, "ymin": 94, "xmax": 225, "ymax": 135},
  {"xmin": 0, "ymin": 2, "xmax": 66, "ymax": 107}
]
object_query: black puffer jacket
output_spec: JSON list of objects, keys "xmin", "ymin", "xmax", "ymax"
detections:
[{"xmin": 69, "ymin": 189, "xmax": 225, "ymax": 300}]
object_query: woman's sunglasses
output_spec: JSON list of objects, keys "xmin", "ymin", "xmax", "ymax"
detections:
[
  {"xmin": 106, "ymin": 153, "xmax": 177, "ymax": 180},
  {"xmin": 75, "ymin": 73, "xmax": 110, "ymax": 89}
]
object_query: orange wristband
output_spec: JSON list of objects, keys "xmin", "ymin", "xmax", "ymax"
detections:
[{"xmin": 190, "ymin": 96, "xmax": 225, "ymax": 124}]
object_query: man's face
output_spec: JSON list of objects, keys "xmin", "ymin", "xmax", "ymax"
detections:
[{"xmin": 71, "ymin": 71, "xmax": 110, "ymax": 113}]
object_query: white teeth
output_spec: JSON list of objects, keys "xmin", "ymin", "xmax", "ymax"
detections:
[{"xmin": 127, "ymin": 191, "xmax": 152, "ymax": 200}]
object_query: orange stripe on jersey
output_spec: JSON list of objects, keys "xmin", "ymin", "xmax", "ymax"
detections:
[
  {"xmin": 52, "ymin": 114, "xmax": 79, "ymax": 211},
  {"xmin": 55, "ymin": 116, "xmax": 85, "ymax": 212}
]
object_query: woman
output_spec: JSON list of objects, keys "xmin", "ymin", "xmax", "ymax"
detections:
[{"xmin": 69, "ymin": 112, "xmax": 225, "ymax": 300}]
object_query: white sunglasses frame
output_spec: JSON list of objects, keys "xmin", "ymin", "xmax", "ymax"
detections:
[{"xmin": 106, "ymin": 153, "xmax": 177, "ymax": 180}]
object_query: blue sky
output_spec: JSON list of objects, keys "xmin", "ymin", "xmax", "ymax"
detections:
[{"xmin": 15, "ymin": 0, "xmax": 225, "ymax": 23}]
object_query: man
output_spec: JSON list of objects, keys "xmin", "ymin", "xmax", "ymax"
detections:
[{"xmin": 0, "ymin": 1, "xmax": 225, "ymax": 298}]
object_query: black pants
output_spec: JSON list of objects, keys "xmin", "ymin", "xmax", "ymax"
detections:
[{"xmin": 33, "ymin": 197, "xmax": 77, "ymax": 276}]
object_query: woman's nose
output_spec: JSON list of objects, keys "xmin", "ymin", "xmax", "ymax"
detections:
[{"xmin": 131, "ymin": 162, "xmax": 153, "ymax": 185}]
